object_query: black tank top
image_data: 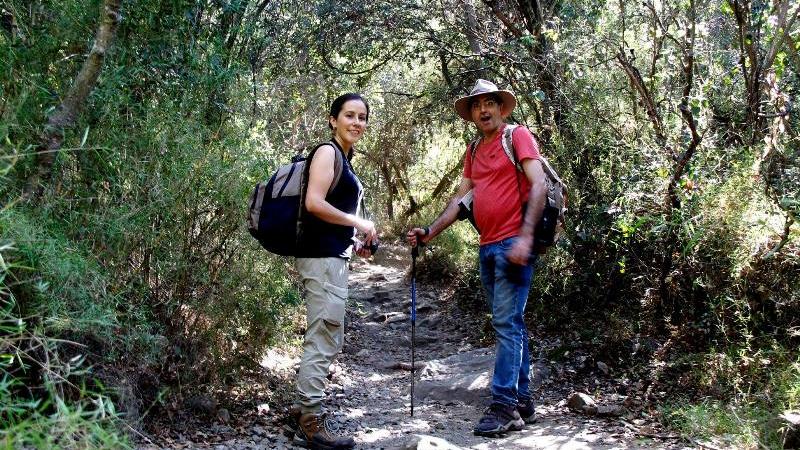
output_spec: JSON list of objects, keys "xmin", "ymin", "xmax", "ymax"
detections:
[{"xmin": 296, "ymin": 140, "xmax": 363, "ymax": 258}]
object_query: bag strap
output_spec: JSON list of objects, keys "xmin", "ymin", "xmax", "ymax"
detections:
[
  {"xmin": 501, "ymin": 124, "xmax": 524, "ymax": 172},
  {"xmin": 468, "ymin": 138, "xmax": 480, "ymax": 163},
  {"xmin": 505, "ymin": 126, "xmax": 568, "ymax": 222},
  {"xmin": 325, "ymin": 140, "xmax": 345, "ymax": 195},
  {"xmin": 503, "ymin": 125, "xmax": 525, "ymax": 207}
]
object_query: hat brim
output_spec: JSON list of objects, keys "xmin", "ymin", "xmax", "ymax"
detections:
[{"xmin": 454, "ymin": 90, "xmax": 517, "ymax": 122}]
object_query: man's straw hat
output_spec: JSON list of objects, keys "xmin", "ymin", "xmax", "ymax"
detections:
[{"xmin": 454, "ymin": 79, "xmax": 517, "ymax": 121}]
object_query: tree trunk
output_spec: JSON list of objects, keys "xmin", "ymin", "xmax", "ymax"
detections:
[
  {"xmin": 464, "ymin": 0, "xmax": 483, "ymax": 55},
  {"xmin": 379, "ymin": 162, "xmax": 398, "ymax": 220},
  {"xmin": 23, "ymin": 0, "xmax": 122, "ymax": 200}
]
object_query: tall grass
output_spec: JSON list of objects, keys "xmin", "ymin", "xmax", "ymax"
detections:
[{"xmin": 1, "ymin": 237, "xmax": 129, "ymax": 448}]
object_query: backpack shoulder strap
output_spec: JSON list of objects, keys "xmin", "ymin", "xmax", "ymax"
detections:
[
  {"xmin": 468, "ymin": 137, "xmax": 481, "ymax": 161},
  {"xmin": 329, "ymin": 141, "xmax": 344, "ymax": 195},
  {"xmin": 308, "ymin": 142, "xmax": 344, "ymax": 195},
  {"xmin": 501, "ymin": 124, "xmax": 523, "ymax": 172}
]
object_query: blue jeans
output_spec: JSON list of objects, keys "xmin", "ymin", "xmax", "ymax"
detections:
[{"xmin": 479, "ymin": 236, "xmax": 536, "ymax": 407}]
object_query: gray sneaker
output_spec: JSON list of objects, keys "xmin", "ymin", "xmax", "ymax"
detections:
[
  {"xmin": 517, "ymin": 398, "xmax": 537, "ymax": 424},
  {"xmin": 473, "ymin": 402, "xmax": 525, "ymax": 437}
]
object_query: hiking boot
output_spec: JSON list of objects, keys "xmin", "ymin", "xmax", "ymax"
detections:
[
  {"xmin": 281, "ymin": 405, "xmax": 302, "ymax": 438},
  {"xmin": 517, "ymin": 398, "xmax": 537, "ymax": 424},
  {"xmin": 294, "ymin": 412, "xmax": 355, "ymax": 450},
  {"xmin": 473, "ymin": 402, "xmax": 525, "ymax": 437}
]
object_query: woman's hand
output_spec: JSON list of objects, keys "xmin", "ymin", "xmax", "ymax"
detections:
[
  {"xmin": 355, "ymin": 218, "xmax": 377, "ymax": 247},
  {"xmin": 354, "ymin": 238, "xmax": 374, "ymax": 258}
]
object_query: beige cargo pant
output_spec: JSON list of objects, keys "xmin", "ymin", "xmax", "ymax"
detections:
[{"xmin": 295, "ymin": 257, "xmax": 349, "ymax": 414}]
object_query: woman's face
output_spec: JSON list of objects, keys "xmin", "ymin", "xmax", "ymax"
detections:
[{"xmin": 330, "ymin": 99, "xmax": 368, "ymax": 147}]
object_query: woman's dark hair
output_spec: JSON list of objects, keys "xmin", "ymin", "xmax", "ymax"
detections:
[{"xmin": 329, "ymin": 93, "xmax": 370, "ymax": 129}]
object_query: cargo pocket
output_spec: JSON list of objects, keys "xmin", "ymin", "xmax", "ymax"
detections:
[{"xmin": 321, "ymin": 282, "xmax": 347, "ymax": 327}]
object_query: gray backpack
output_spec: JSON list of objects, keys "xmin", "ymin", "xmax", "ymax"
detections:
[{"xmin": 247, "ymin": 143, "xmax": 344, "ymax": 256}]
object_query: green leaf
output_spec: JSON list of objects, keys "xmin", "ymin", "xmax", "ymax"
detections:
[{"xmin": 80, "ymin": 126, "xmax": 90, "ymax": 148}]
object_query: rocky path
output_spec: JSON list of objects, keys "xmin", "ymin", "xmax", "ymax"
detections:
[{"xmin": 142, "ymin": 245, "xmax": 692, "ymax": 450}]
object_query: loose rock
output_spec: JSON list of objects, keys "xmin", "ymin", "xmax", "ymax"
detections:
[
  {"xmin": 567, "ymin": 392, "xmax": 598, "ymax": 415},
  {"xmin": 781, "ymin": 410, "xmax": 800, "ymax": 449},
  {"xmin": 217, "ymin": 408, "xmax": 231, "ymax": 423}
]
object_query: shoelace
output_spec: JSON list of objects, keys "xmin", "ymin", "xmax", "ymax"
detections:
[
  {"xmin": 320, "ymin": 413, "xmax": 344, "ymax": 435},
  {"xmin": 478, "ymin": 405, "xmax": 504, "ymax": 423}
]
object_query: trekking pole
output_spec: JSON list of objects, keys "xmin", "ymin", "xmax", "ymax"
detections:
[{"xmin": 410, "ymin": 245, "xmax": 418, "ymax": 417}]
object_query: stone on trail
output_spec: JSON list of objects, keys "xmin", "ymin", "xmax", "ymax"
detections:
[
  {"xmin": 781, "ymin": 410, "xmax": 800, "ymax": 449},
  {"xmin": 383, "ymin": 311, "xmax": 409, "ymax": 324},
  {"xmin": 216, "ymin": 408, "xmax": 231, "ymax": 422},
  {"xmin": 414, "ymin": 348, "xmax": 494, "ymax": 406},
  {"xmin": 417, "ymin": 315, "xmax": 442, "ymax": 328},
  {"xmin": 391, "ymin": 434, "xmax": 465, "ymax": 450},
  {"xmin": 596, "ymin": 404, "xmax": 626, "ymax": 417},
  {"xmin": 369, "ymin": 311, "xmax": 408, "ymax": 324},
  {"xmin": 368, "ymin": 273, "xmax": 388, "ymax": 282},
  {"xmin": 383, "ymin": 361, "xmax": 427, "ymax": 371},
  {"xmin": 186, "ymin": 394, "xmax": 218, "ymax": 416},
  {"xmin": 372, "ymin": 289, "xmax": 392, "ymax": 302},
  {"xmin": 420, "ymin": 302, "xmax": 438, "ymax": 311},
  {"xmin": 400, "ymin": 334, "xmax": 438, "ymax": 347},
  {"xmin": 567, "ymin": 392, "xmax": 599, "ymax": 415}
]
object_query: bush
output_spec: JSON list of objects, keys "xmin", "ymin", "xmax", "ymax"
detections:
[{"xmin": 1, "ymin": 235, "xmax": 129, "ymax": 448}]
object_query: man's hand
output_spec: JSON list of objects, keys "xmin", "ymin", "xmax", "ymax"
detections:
[
  {"xmin": 406, "ymin": 227, "xmax": 429, "ymax": 247},
  {"xmin": 507, "ymin": 235, "xmax": 533, "ymax": 265}
]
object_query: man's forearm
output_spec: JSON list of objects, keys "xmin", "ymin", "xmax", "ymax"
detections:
[
  {"xmin": 427, "ymin": 195, "xmax": 462, "ymax": 239},
  {"xmin": 520, "ymin": 180, "xmax": 547, "ymax": 240}
]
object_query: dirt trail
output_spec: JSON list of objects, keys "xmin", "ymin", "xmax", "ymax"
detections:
[
  {"xmin": 142, "ymin": 245, "xmax": 692, "ymax": 450},
  {"xmin": 318, "ymin": 245, "xmax": 687, "ymax": 449}
]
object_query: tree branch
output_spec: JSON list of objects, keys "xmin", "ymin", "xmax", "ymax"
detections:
[
  {"xmin": 616, "ymin": 49, "xmax": 672, "ymax": 159},
  {"xmin": 667, "ymin": 0, "xmax": 702, "ymax": 210},
  {"xmin": 482, "ymin": 0, "xmax": 524, "ymax": 38},
  {"xmin": 316, "ymin": 37, "xmax": 404, "ymax": 75},
  {"xmin": 764, "ymin": 0, "xmax": 800, "ymax": 71},
  {"xmin": 23, "ymin": 0, "xmax": 122, "ymax": 200},
  {"xmin": 762, "ymin": 215, "xmax": 795, "ymax": 260}
]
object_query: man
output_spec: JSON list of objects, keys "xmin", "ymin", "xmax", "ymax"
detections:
[{"xmin": 406, "ymin": 79, "xmax": 547, "ymax": 437}]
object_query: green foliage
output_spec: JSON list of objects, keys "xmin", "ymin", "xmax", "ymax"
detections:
[
  {"xmin": 0, "ymin": 239, "xmax": 129, "ymax": 448},
  {"xmin": 662, "ymin": 399, "xmax": 776, "ymax": 448},
  {"xmin": 661, "ymin": 353, "xmax": 799, "ymax": 450},
  {"xmin": 0, "ymin": 0, "xmax": 798, "ymax": 445}
]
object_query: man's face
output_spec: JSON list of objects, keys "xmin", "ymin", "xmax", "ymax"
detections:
[{"xmin": 469, "ymin": 94, "xmax": 504, "ymax": 135}]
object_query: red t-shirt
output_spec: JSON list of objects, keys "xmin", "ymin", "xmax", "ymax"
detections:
[{"xmin": 463, "ymin": 124, "xmax": 541, "ymax": 245}]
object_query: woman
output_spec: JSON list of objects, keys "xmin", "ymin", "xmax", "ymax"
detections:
[{"xmin": 291, "ymin": 93, "xmax": 376, "ymax": 450}]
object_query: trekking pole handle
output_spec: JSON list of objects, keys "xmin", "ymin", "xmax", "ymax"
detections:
[{"xmin": 411, "ymin": 228, "xmax": 428, "ymax": 259}]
